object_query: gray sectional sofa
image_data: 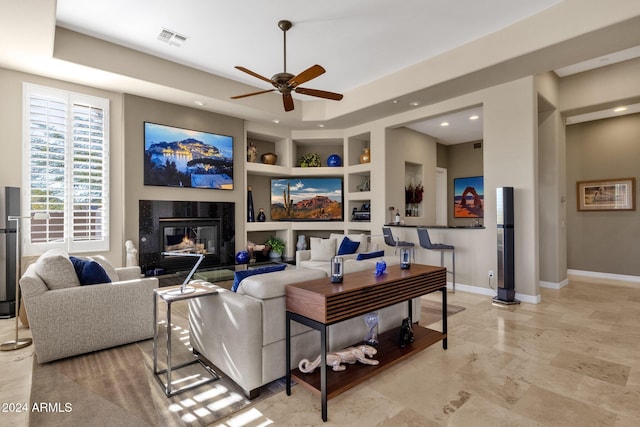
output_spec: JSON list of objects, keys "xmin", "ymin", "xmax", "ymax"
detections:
[{"xmin": 188, "ymin": 243, "xmax": 420, "ymax": 398}]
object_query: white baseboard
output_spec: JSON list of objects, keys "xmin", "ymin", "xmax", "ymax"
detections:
[
  {"xmin": 567, "ymin": 269, "xmax": 640, "ymax": 283},
  {"xmin": 450, "ymin": 282, "xmax": 541, "ymax": 304},
  {"xmin": 539, "ymin": 279, "xmax": 569, "ymax": 289}
]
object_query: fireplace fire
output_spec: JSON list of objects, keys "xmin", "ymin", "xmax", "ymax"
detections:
[{"xmin": 139, "ymin": 200, "xmax": 235, "ymax": 276}]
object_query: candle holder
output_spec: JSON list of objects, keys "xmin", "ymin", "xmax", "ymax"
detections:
[
  {"xmin": 400, "ymin": 247, "xmax": 411, "ymax": 269},
  {"xmin": 330, "ymin": 256, "xmax": 344, "ymax": 283}
]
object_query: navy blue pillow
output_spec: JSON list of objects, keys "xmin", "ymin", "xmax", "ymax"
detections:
[
  {"xmin": 232, "ymin": 263, "xmax": 287, "ymax": 292},
  {"xmin": 69, "ymin": 256, "xmax": 112, "ymax": 285},
  {"xmin": 356, "ymin": 250, "xmax": 385, "ymax": 261},
  {"xmin": 337, "ymin": 237, "xmax": 360, "ymax": 255}
]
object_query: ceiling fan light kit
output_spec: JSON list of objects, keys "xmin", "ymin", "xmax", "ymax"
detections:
[{"xmin": 231, "ymin": 19, "xmax": 343, "ymax": 112}]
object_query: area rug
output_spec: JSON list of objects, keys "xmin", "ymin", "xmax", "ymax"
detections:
[
  {"xmin": 421, "ymin": 300, "xmax": 465, "ymax": 325},
  {"xmin": 28, "ymin": 302, "xmax": 284, "ymax": 427}
]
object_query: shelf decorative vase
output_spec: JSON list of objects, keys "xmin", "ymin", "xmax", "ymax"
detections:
[
  {"xmin": 359, "ymin": 147, "xmax": 370, "ymax": 164},
  {"xmin": 327, "ymin": 154, "xmax": 342, "ymax": 167},
  {"xmin": 247, "ymin": 186, "xmax": 255, "ymax": 222},
  {"xmin": 257, "ymin": 208, "xmax": 266, "ymax": 222},
  {"xmin": 296, "ymin": 235, "xmax": 307, "ymax": 251},
  {"xmin": 261, "ymin": 152, "xmax": 277, "ymax": 165},
  {"xmin": 363, "ymin": 312, "xmax": 379, "ymax": 345}
]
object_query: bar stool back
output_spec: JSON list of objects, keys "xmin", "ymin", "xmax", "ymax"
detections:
[
  {"xmin": 382, "ymin": 227, "xmax": 415, "ymax": 261},
  {"xmin": 417, "ymin": 227, "xmax": 455, "ymax": 292}
]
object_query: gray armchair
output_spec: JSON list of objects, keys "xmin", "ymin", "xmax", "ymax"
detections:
[{"xmin": 20, "ymin": 251, "xmax": 158, "ymax": 363}]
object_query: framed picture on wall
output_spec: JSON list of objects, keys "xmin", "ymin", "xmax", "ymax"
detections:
[
  {"xmin": 454, "ymin": 176, "xmax": 484, "ymax": 218},
  {"xmin": 577, "ymin": 177, "xmax": 636, "ymax": 211}
]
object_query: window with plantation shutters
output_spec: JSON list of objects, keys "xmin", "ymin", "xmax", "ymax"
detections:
[{"xmin": 23, "ymin": 83, "xmax": 110, "ymax": 255}]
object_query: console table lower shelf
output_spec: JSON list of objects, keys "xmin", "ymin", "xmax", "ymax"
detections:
[{"xmin": 290, "ymin": 324, "xmax": 445, "ymax": 399}]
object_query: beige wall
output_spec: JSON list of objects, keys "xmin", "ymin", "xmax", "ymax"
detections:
[
  {"xmin": 566, "ymin": 113, "xmax": 640, "ymax": 275},
  {"xmin": 122, "ymin": 95, "xmax": 245, "ymax": 256},
  {"xmin": 445, "ymin": 140, "xmax": 484, "ymax": 226},
  {"xmin": 536, "ymin": 73, "xmax": 567, "ymax": 285},
  {"xmin": 0, "ymin": 67, "xmax": 126, "ymax": 265},
  {"xmin": 385, "ymin": 127, "xmax": 437, "ymax": 226}
]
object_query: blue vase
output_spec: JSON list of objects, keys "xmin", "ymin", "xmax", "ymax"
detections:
[
  {"xmin": 327, "ymin": 154, "xmax": 342, "ymax": 167},
  {"xmin": 235, "ymin": 250, "xmax": 250, "ymax": 264}
]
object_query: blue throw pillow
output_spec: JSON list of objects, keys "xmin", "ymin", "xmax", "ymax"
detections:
[
  {"xmin": 356, "ymin": 250, "xmax": 385, "ymax": 261},
  {"xmin": 69, "ymin": 256, "xmax": 112, "ymax": 285},
  {"xmin": 232, "ymin": 263, "xmax": 287, "ymax": 292},
  {"xmin": 337, "ymin": 237, "xmax": 360, "ymax": 255}
]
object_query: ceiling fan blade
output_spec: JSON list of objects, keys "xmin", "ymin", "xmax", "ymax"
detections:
[
  {"xmin": 235, "ymin": 66, "xmax": 273, "ymax": 84},
  {"xmin": 294, "ymin": 87, "xmax": 344, "ymax": 101},
  {"xmin": 287, "ymin": 64, "xmax": 325, "ymax": 88},
  {"xmin": 283, "ymin": 93, "xmax": 294, "ymax": 111},
  {"xmin": 230, "ymin": 89, "xmax": 276, "ymax": 99}
]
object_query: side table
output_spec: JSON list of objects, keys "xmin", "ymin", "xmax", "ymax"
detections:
[{"xmin": 153, "ymin": 283, "xmax": 220, "ymax": 396}]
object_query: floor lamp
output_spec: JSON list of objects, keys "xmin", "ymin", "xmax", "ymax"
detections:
[{"xmin": 1, "ymin": 212, "xmax": 49, "ymax": 351}]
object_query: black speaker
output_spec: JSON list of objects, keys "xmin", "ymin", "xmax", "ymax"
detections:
[
  {"xmin": 1, "ymin": 187, "xmax": 20, "ymax": 318},
  {"xmin": 494, "ymin": 187, "xmax": 519, "ymax": 305}
]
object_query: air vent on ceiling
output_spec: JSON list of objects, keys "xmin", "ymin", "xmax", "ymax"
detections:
[{"xmin": 157, "ymin": 28, "xmax": 188, "ymax": 47}]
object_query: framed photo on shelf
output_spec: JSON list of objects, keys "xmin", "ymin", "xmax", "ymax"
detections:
[{"xmin": 576, "ymin": 177, "xmax": 636, "ymax": 211}]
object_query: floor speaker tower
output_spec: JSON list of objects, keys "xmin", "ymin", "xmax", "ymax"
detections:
[
  {"xmin": 1, "ymin": 187, "xmax": 20, "ymax": 318},
  {"xmin": 494, "ymin": 187, "xmax": 520, "ymax": 305}
]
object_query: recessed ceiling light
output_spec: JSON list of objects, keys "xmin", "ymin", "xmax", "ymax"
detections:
[
  {"xmin": 469, "ymin": 115, "xmax": 479, "ymax": 120},
  {"xmin": 194, "ymin": 100, "xmax": 205, "ymax": 106},
  {"xmin": 614, "ymin": 107, "xmax": 627, "ymax": 112},
  {"xmin": 318, "ymin": 124, "xmax": 325, "ymax": 128},
  {"xmin": 440, "ymin": 122, "xmax": 450, "ymax": 127},
  {"xmin": 272, "ymin": 119, "xmax": 280, "ymax": 124},
  {"xmin": 409, "ymin": 101, "xmax": 421, "ymax": 107},
  {"xmin": 392, "ymin": 100, "xmax": 399, "ymax": 104}
]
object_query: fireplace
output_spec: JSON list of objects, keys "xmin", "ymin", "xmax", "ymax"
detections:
[{"xmin": 139, "ymin": 200, "xmax": 235, "ymax": 275}]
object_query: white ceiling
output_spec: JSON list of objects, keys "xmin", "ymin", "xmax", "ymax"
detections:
[
  {"xmin": 1, "ymin": 1, "xmax": 638, "ymax": 144},
  {"xmin": 56, "ymin": 0, "xmax": 565, "ymax": 95}
]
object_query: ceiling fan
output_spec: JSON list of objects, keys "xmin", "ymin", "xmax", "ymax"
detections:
[{"xmin": 231, "ymin": 20, "xmax": 343, "ymax": 112}]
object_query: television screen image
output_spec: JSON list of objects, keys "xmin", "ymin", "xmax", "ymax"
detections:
[
  {"xmin": 143, "ymin": 122, "xmax": 234, "ymax": 189},
  {"xmin": 454, "ymin": 176, "xmax": 484, "ymax": 218},
  {"xmin": 271, "ymin": 177, "xmax": 343, "ymax": 221}
]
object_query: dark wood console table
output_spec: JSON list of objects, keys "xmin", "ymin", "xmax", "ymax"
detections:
[{"xmin": 285, "ymin": 263, "xmax": 447, "ymax": 421}]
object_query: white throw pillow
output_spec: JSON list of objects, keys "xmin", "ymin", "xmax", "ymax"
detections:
[
  {"xmin": 88, "ymin": 255, "xmax": 120, "ymax": 282},
  {"xmin": 310, "ymin": 237, "xmax": 336, "ymax": 262},
  {"xmin": 35, "ymin": 249, "xmax": 81, "ymax": 290}
]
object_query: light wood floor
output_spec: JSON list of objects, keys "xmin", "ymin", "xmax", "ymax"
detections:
[{"xmin": 2, "ymin": 276, "xmax": 639, "ymax": 426}]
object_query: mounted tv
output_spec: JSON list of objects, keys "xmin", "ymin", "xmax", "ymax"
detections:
[
  {"xmin": 271, "ymin": 177, "xmax": 344, "ymax": 221},
  {"xmin": 143, "ymin": 122, "xmax": 234, "ymax": 189},
  {"xmin": 454, "ymin": 175, "xmax": 484, "ymax": 218}
]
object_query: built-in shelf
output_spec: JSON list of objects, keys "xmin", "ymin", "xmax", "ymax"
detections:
[{"xmin": 244, "ymin": 129, "xmax": 377, "ymax": 258}]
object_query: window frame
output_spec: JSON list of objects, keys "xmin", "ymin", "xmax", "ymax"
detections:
[{"xmin": 22, "ymin": 83, "xmax": 110, "ymax": 256}]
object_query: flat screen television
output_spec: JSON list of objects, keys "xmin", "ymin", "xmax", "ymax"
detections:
[
  {"xmin": 271, "ymin": 177, "xmax": 344, "ymax": 221},
  {"xmin": 453, "ymin": 175, "xmax": 484, "ymax": 218},
  {"xmin": 143, "ymin": 122, "xmax": 234, "ymax": 189}
]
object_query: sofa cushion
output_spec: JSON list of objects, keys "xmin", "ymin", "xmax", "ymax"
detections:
[
  {"xmin": 88, "ymin": 255, "xmax": 119, "ymax": 282},
  {"xmin": 237, "ymin": 268, "xmax": 327, "ymax": 299},
  {"xmin": 310, "ymin": 237, "xmax": 336, "ymax": 261},
  {"xmin": 69, "ymin": 256, "xmax": 112, "ymax": 286},
  {"xmin": 337, "ymin": 236, "xmax": 360, "ymax": 255},
  {"xmin": 232, "ymin": 263, "xmax": 287, "ymax": 292},
  {"xmin": 35, "ymin": 249, "xmax": 81, "ymax": 290},
  {"xmin": 356, "ymin": 250, "xmax": 385, "ymax": 260}
]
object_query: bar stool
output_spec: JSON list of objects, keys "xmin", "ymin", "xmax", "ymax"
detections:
[
  {"xmin": 382, "ymin": 227, "xmax": 414, "ymax": 261},
  {"xmin": 417, "ymin": 227, "xmax": 455, "ymax": 293}
]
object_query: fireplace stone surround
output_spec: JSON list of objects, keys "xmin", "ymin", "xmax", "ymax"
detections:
[{"xmin": 139, "ymin": 200, "xmax": 235, "ymax": 276}]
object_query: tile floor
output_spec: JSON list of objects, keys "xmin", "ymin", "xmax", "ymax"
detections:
[{"xmin": 1, "ymin": 276, "xmax": 639, "ymax": 426}]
